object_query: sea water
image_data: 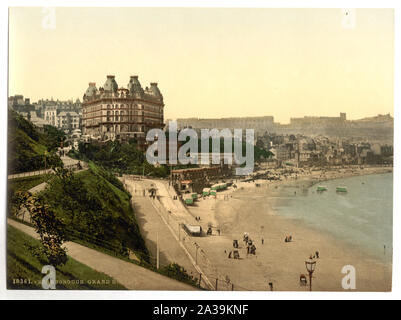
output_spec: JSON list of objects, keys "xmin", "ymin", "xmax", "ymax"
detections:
[{"xmin": 272, "ymin": 173, "xmax": 393, "ymax": 263}]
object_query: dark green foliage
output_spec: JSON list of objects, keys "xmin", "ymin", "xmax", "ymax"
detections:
[
  {"xmin": 75, "ymin": 135, "xmax": 271, "ymax": 176},
  {"xmin": 41, "ymin": 125, "xmax": 66, "ymax": 152},
  {"xmin": 40, "ymin": 163, "xmax": 148, "ymax": 259},
  {"xmin": 77, "ymin": 140, "xmax": 144, "ymax": 169},
  {"xmin": 76, "ymin": 139, "xmax": 169, "ymax": 177},
  {"xmin": 8, "ymin": 109, "xmax": 63, "ymax": 174},
  {"xmin": 8, "ymin": 174, "xmax": 51, "ymax": 194},
  {"xmin": 15, "ymin": 191, "xmax": 68, "ymax": 267},
  {"xmin": 7, "ymin": 174, "xmax": 52, "ymax": 217},
  {"xmin": 254, "ymin": 145, "xmax": 274, "ymax": 161},
  {"xmin": 11, "ymin": 111, "xmax": 40, "ymax": 142},
  {"xmin": 159, "ymin": 263, "xmax": 199, "ymax": 287},
  {"xmin": 87, "ymin": 162, "xmax": 126, "ymax": 192}
]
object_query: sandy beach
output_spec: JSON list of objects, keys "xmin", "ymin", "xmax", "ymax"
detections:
[{"xmin": 185, "ymin": 166, "xmax": 393, "ymax": 291}]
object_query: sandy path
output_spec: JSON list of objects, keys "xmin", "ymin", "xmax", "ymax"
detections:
[{"xmin": 8, "ymin": 218, "xmax": 195, "ymax": 290}]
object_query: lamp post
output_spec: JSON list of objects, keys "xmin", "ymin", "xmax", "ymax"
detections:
[
  {"xmin": 305, "ymin": 258, "xmax": 316, "ymax": 292},
  {"xmin": 194, "ymin": 242, "xmax": 200, "ymax": 265},
  {"xmin": 44, "ymin": 151, "xmax": 48, "ymax": 171},
  {"xmin": 156, "ymin": 232, "xmax": 160, "ymax": 270}
]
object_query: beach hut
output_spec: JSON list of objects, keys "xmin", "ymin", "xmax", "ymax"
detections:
[
  {"xmin": 183, "ymin": 224, "xmax": 202, "ymax": 237},
  {"xmin": 336, "ymin": 186, "xmax": 348, "ymax": 193},
  {"xmin": 210, "ymin": 189, "xmax": 217, "ymax": 196},
  {"xmin": 219, "ymin": 183, "xmax": 227, "ymax": 190},
  {"xmin": 211, "ymin": 184, "xmax": 219, "ymax": 191},
  {"xmin": 202, "ymin": 188, "xmax": 210, "ymax": 196},
  {"xmin": 183, "ymin": 194, "xmax": 194, "ymax": 205}
]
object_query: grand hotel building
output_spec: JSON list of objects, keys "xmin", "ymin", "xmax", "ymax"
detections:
[{"xmin": 82, "ymin": 75, "xmax": 164, "ymax": 147}]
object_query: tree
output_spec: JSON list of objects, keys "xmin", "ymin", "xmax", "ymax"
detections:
[
  {"xmin": 16, "ymin": 191, "xmax": 68, "ymax": 267},
  {"xmin": 42, "ymin": 125, "xmax": 66, "ymax": 152},
  {"xmin": 51, "ymin": 166, "xmax": 88, "ymax": 225}
]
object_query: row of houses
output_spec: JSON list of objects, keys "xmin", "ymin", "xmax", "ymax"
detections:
[
  {"xmin": 171, "ymin": 165, "xmax": 232, "ymax": 194},
  {"xmin": 9, "ymin": 95, "xmax": 83, "ymax": 133},
  {"xmin": 260, "ymin": 133, "xmax": 393, "ymax": 167},
  {"xmin": 42, "ymin": 106, "xmax": 81, "ymax": 131}
]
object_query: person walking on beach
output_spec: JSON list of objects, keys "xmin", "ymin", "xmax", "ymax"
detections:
[{"xmin": 261, "ymin": 238, "xmax": 264, "ymax": 245}]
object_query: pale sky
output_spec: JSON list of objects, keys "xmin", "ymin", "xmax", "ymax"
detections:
[{"xmin": 9, "ymin": 8, "xmax": 393, "ymax": 123}]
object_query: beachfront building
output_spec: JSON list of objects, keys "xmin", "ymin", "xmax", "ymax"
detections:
[
  {"xmin": 171, "ymin": 166, "xmax": 231, "ymax": 194},
  {"xmin": 270, "ymin": 145, "xmax": 291, "ymax": 162},
  {"xmin": 82, "ymin": 75, "xmax": 164, "ymax": 148}
]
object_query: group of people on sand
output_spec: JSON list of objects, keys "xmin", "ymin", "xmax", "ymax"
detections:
[
  {"xmin": 243, "ymin": 232, "xmax": 257, "ymax": 255},
  {"xmin": 284, "ymin": 235, "xmax": 293, "ymax": 243}
]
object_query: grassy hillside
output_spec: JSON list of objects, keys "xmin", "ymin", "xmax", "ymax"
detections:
[
  {"xmin": 7, "ymin": 225, "xmax": 125, "ymax": 290},
  {"xmin": 8, "ymin": 174, "xmax": 51, "ymax": 194},
  {"xmin": 8, "ymin": 109, "xmax": 64, "ymax": 174},
  {"xmin": 40, "ymin": 162, "xmax": 149, "ymax": 261},
  {"xmin": 7, "ymin": 174, "xmax": 52, "ymax": 217}
]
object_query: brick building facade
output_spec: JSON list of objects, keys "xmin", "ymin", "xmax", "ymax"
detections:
[{"xmin": 82, "ymin": 75, "xmax": 164, "ymax": 147}]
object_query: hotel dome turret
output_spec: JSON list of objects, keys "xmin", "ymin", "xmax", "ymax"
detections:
[
  {"xmin": 127, "ymin": 75, "xmax": 144, "ymax": 97},
  {"xmin": 103, "ymin": 75, "xmax": 118, "ymax": 92},
  {"xmin": 84, "ymin": 82, "xmax": 98, "ymax": 97}
]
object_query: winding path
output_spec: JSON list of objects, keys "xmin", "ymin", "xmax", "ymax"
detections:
[
  {"xmin": 8, "ymin": 164, "xmax": 196, "ymax": 290},
  {"xmin": 8, "ymin": 156, "xmax": 85, "ymax": 180},
  {"xmin": 7, "ymin": 218, "xmax": 196, "ymax": 290}
]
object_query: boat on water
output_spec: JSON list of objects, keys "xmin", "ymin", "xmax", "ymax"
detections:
[
  {"xmin": 336, "ymin": 186, "xmax": 348, "ymax": 193},
  {"xmin": 317, "ymin": 186, "xmax": 328, "ymax": 192}
]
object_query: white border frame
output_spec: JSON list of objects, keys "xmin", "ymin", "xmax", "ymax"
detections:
[{"xmin": 0, "ymin": 0, "xmax": 399, "ymax": 300}]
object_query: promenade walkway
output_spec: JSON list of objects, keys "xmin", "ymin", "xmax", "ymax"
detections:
[
  {"xmin": 122, "ymin": 176, "xmax": 217, "ymax": 290},
  {"xmin": 123, "ymin": 179, "xmax": 199, "ymax": 279}
]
